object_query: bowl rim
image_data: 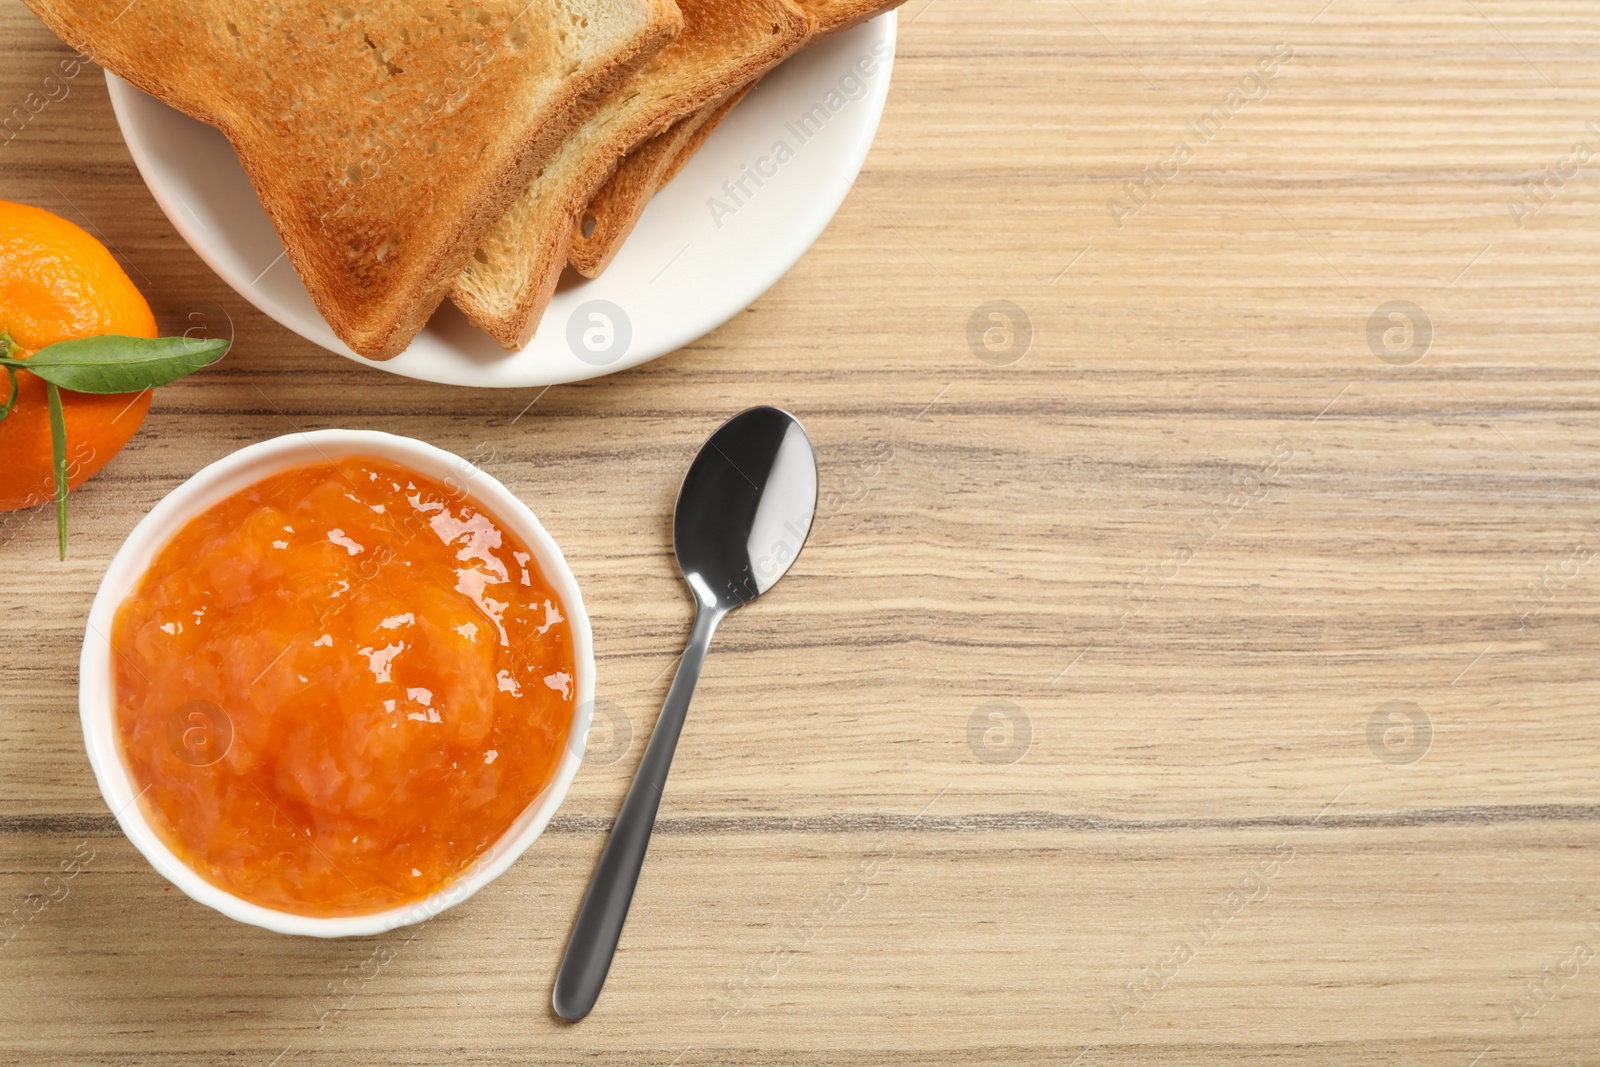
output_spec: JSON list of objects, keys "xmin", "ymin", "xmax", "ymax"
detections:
[{"xmin": 78, "ymin": 429, "xmax": 595, "ymax": 937}]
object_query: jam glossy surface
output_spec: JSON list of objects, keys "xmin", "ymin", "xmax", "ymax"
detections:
[{"xmin": 111, "ymin": 457, "xmax": 576, "ymax": 917}]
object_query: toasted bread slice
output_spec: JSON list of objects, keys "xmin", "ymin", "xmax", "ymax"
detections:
[
  {"xmin": 566, "ymin": 0, "xmax": 905, "ymax": 282},
  {"xmin": 567, "ymin": 84, "xmax": 752, "ymax": 278},
  {"xmin": 22, "ymin": 0, "xmax": 681, "ymax": 359},
  {"xmin": 450, "ymin": 0, "xmax": 809, "ymax": 349}
]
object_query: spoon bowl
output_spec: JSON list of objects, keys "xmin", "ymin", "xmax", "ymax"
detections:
[{"xmin": 675, "ymin": 407, "xmax": 818, "ymax": 611}]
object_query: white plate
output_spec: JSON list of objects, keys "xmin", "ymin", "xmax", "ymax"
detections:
[{"xmin": 105, "ymin": 16, "xmax": 896, "ymax": 388}]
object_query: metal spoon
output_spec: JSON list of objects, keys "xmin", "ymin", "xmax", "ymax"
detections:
[{"xmin": 552, "ymin": 406, "xmax": 819, "ymax": 1022}]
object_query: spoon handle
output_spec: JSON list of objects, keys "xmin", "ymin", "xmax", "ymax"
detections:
[{"xmin": 553, "ymin": 603, "xmax": 723, "ymax": 1021}]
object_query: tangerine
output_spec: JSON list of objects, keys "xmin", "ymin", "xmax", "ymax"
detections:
[{"xmin": 0, "ymin": 199, "xmax": 158, "ymax": 512}]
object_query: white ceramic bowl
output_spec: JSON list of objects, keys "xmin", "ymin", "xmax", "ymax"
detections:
[{"xmin": 78, "ymin": 430, "xmax": 595, "ymax": 937}]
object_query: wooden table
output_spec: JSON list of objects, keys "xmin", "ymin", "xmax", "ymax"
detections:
[{"xmin": 4, "ymin": 1, "xmax": 1600, "ymax": 1062}]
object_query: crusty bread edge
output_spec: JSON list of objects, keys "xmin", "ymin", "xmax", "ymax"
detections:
[
  {"xmin": 567, "ymin": 82, "xmax": 752, "ymax": 279},
  {"xmin": 659, "ymin": 83, "xmax": 754, "ymax": 186},
  {"xmin": 802, "ymin": 0, "xmax": 907, "ymax": 41},
  {"xmin": 565, "ymin": 101, "xmax": 715, "ymax": 278}
]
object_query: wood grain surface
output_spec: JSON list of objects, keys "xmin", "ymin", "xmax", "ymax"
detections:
[{"xmin": 4, "ymin": 0, "xmax": 1600, "ymax": 1063}]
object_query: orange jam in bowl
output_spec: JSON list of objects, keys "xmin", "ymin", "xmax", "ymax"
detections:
[{"xmin": 101, "ymin": 440, "xmax": 587, "ymax": 925}]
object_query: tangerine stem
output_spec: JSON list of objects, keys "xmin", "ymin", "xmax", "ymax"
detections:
[
  {"xmin": 0, "ymin": 331, "xmax": 14, "ymax": 419},
  {"xmin": 46, "ymin": 382, "xmax": 68, "ymax": 560},
  {"xmin": 0, "ymin": 366, "xmax": 16, "ymax": 421}
]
